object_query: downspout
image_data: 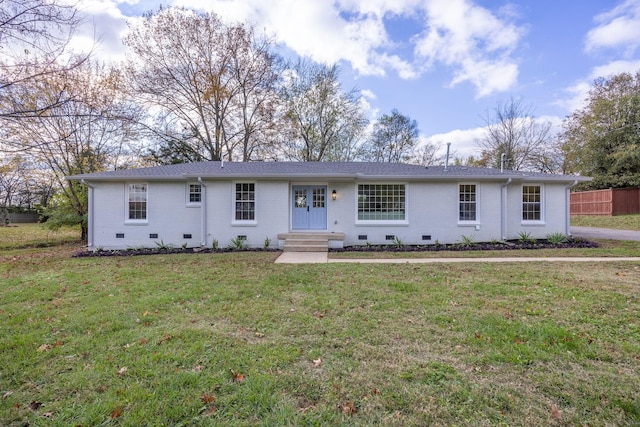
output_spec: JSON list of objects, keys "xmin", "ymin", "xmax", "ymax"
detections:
[
  {"xmin": 198, "ymin": 177, "xmax": 207, "ymax": 247},
  {"xmin": 565, "ymin": 180, "xmax": 578, "ymax": 236},
  {"xmin": 81, "ymin": 179, "xmax": 94, "ymax": 250},
  {"xmin": 500, "ymin": 178, "xmax": 512, "ymax": 240}
]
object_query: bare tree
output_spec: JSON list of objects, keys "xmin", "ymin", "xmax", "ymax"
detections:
[
  {"xmin": 0, "ymin": 0, "xmax": 89, "ymax": 118},
  {"xmin": 477, "ymin": 97, "xmax": 555, "ymax": 171},
  {"xmin": 413, "ymin": 142, "xmax": 442, "ymax": 166},
  {"xmin": 124, "ymin": 7, "xmax": 281, "ymax": 163},
  {"xmin": 280, "ymin": 60, "xmax": 367, "ymax": 161},
  {"xmin": 1, "ymin": 60, "xmax": 143, "ymax": 238},
  {"xmin": 362, "ymin": 109, "xmax": 419, "ymax": 163}
]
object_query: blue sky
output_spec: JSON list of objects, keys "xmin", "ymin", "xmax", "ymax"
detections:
[{"xmin": 69, "ymin": 0, "xmax": 640, "ymax": 159}]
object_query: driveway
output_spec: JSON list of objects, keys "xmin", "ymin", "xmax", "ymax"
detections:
[{"xmin": 571, "ymin": 226, "xmax": 640, "ymax": 241}]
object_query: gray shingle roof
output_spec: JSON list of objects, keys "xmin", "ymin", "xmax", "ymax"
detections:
[{"xmin": 67, "ymin": 161, "xmax": 590, "ymax": 182}]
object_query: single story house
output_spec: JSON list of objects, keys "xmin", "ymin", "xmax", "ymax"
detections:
[{"xmin": 67, "ymin": 161, "xmax": 590, "ymax": 251}]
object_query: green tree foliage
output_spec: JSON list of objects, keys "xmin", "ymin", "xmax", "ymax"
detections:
[
  {"xmin": 41, "ymin": 183, "xmax": 87, "ymax": 237},
  {"xmin": 362, "ymin": 109, "xmax": 419, "ymax": 163},
  {"xmin": 561, "ymin": 71, "xmax": 640, "ymax": 189},
  {"xmin": 280, "ymin": 60, "xmax": 367, "ymax": 161}
]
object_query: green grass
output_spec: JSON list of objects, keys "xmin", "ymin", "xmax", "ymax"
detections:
[
  {"xmin": 571, "ymin": 214, "xmax": 640, "ymax": 231},
  {"xmin": 1, "ymin": 229, "xmax": 640, "ymax": 426},
  {"xmin": 0, "ymin": 223, "xmax": 81, "ymax": 251}
]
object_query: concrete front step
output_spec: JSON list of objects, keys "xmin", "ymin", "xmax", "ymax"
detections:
[
  {"xmin": 279, "ymin": 231, "xmax": 343, "ymax": 253},
  {"xmin": 277, "ymin": 232, "xmax": 345, "ymax": 241}
]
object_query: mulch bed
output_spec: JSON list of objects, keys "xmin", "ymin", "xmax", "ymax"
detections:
[{"xmin": 72, "ymin": 238, "xmax": 598, "ymax": 257}]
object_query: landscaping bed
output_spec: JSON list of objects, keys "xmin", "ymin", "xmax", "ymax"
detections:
[{"xmin": 72, "ymin": 237, "xmax": 599, "ymax": 257}]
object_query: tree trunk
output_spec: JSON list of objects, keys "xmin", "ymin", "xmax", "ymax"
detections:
[{"xmin": 0, "ymin": 207, "xmax": 8, "ymax": 226}]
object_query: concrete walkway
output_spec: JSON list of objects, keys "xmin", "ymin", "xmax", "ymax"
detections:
[
  {"xmin": 327, "ymin": 256, "xmax": 640, "ymax": 264},
  {"xmin": 274, "ymin": 252, "xmax": 330, "ymax": 264},
  {"xmin": 274, "ymin": 252, "xmax": 640, "ymax": 264},
  {"xmin": 571, "ymin": 226, "xmax": 640, "ymax": 241}
]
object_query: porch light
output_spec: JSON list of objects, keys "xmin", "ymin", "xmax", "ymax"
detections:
[{"xmin": 331, "ymin": 190, "xmax": 337, "ymax": 200}]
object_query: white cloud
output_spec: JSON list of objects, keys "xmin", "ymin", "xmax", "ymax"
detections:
[
  {"xmin": 413, "ymin": 0, "xmax": 524, "ymax": 97},
  {"xmin": 360, "ymin": 89, "xmax": 377, "ymax": 100},
  {"xmin": 585, "ymin": 0, "xmax": 640, "ymax": 56},
  {"xmin": 69, "ymin": 0, "xmax": 525, "ymax": 97},
  {"xmin": 422, "ymin": 126, "xmax": 486, "ymax": 159},
  {"xmin": 179, "ymin": 0, "xmax": 522, "ymax": 95}
]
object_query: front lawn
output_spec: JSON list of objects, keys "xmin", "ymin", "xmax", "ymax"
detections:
[
  {"xmin": 1, "ymin": 243, "xmax": 639, "ymax": 426},
  {"xmin": 572, "ymin": 214, "xmax": 640, "ymax": 231}
]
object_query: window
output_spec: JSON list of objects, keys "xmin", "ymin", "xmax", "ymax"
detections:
[
  {"xmin": 358, "ymin": 184, "xmax": 405, "ymax": 221},
  {"xmin": 127, "ymin": 183, "xmax": 147, "ymax": 221},
  {"xmin": 522, "ymin": 185, "xmax": 542, "ymax": 221},
  {"xmin": 188, "ymin": 183, "xmax": 201, "ymax": 204},
  {"xmin": 459, "ymin": 184, "xmax": 477, "ymax": 221},
  {"xmin": 235, "ymin": 183, "xmax": 255, "ymax": 221},
  {"xmin": 312, "ymin": 188, "xmax": 325, "ymax": 208}
]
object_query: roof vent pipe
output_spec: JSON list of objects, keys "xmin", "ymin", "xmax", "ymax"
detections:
[
  {"xmin": 221, "ymin": 157, "xmax": 224, "ymax": 168},
  {"xmin": 500, "ymin": 153, "xmax": 506, "ymax": 173},
  {"xmin": 444, "ymin": 142, "xmax": 451, "ymax": 171}
]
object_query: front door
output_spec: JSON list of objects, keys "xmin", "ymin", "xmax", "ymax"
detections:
[{"xmin": 292, "ymin": 185, "xmax": 327, "ymax": 230}]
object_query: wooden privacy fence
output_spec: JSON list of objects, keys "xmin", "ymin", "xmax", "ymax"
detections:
[{"xmin": 570, "ymin": 188, "xmax": 640, "ymax": 216}]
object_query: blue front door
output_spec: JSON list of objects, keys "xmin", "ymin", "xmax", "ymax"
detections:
[{"xmin": 292, "ymin": 186, "xmax": 327, "ymax": 230}]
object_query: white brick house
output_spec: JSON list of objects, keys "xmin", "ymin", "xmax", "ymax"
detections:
[{"xmin": 67, "ymin": 161, "xmax": 590, "ymax": 250}]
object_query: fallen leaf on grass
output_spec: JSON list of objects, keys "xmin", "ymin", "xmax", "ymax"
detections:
[
  {"xmin": 117, "ymin": 367, "xmax": 128, "ymax": 377},
  {"xmin": 341, "ymin": 401, "xmax": 357, "ymax": 416},
  {"xmin": 372, "ymin": 388, "xmax": 380, "ymax": 396},
  {"xmin": 157, "ymin": 334, "xmax": 172, "ymax": 345},
  {"xmin": 29, "ymin": 401, "xmax": 42, "ymax": 411},
  {"xmin": 37, "ymin": 344, "xmax": 52, "ymax": 352},
  {"xmin": 2, "ymin": 391, "xmax": 13, "ymax": 400},
  {"xmin": 193, "ymin": 365, "xmax": 203, "ymax": 372},
  {"xmin": 312, "ymin": 311, "xmax": 324, "ymax": 319},
  {"xmin": 312, "ymin": 358, "xmax": 322, "ymax": 367},
  {"xmin": 110, "ymin": 407, "xmax": 123, "ymax": 419},
  {"xmin": 230, "ymin": 369, "xmax": 244, "ymax": 382},
  {"xmin": 42, "ymin": 412, "xmax": 53, "ymax": 418},
  {"xmin": 551, "ymin": 404, "xmax": 563, "ymax": 420},
  {"xmin": 201, "ymin": 393, "xmax": 216, "ymax": 404}
]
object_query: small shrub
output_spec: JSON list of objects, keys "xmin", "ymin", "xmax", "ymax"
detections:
[
  {"xmin": 228, "ymin": 236, "xmax": 246, "ymax": 250},
  {"xmin": 459, "ymin": 235, "xmax": 475, "ymax": 247},
  {"xmin": 393, "ymin": 236, "xmax": 404, "ymax": 248},
  {"xmin": 155, "ymin": 239, "xmax": 174, "ymax": 250},
  {"xmin": 546, "ymin": 232, "xmax": 569, "ymax": 244},
  {"xmin": 518, "ymin": 231, "xmax": 535, "ymax": 244},
  {"xmin": 211, "ymin": 239, "xmax": 219, "ymax": 251},
  {"xmin": 264, "ymin": 236, "xmax": 271, "ymax": 249}
]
